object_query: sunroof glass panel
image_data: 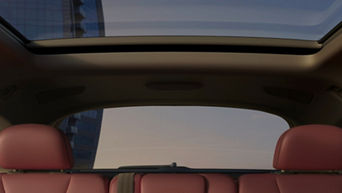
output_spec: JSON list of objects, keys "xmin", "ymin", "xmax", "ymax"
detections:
[{"xmin": 1, "ymin": 0, "xmax": 342, "ymax": 41}]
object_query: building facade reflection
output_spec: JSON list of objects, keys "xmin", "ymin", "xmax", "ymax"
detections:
[{"xmin": 0, "ymin": 0, "xmax": 105, "ymax": 40}]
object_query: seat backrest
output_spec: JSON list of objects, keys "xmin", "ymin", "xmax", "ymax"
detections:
[
  {"xmin": 110, "ymin": 173, "xmax": 236, "ymax": 193},
  {"xmin": 239, "ymin": 124, "xmax": 342, "ymax": 193},
  {"xmin": 0, "ymin": 124, "xmax": 108, "ymax": 193}
]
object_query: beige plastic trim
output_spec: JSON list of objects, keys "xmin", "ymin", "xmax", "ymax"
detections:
[
  {"xmin": 29, "ymin": 36, "xmax": 322, "ymax": 49},
  {"xmin": 30, "ymin": 27, "xmax": 342, "ymax": 73},
  {"xmin": 4, "ymin": 21, "xmax": 342, "ymax": 126}
]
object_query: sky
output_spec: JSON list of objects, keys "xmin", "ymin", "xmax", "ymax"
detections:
[
  {"xmin": 101, "ymin": 0, "xmax": 342, "ymax": 40},
  {"xmin": 94, "ymin": 106, "xmax": 288, "ymax": 169},
  {"xmin": 2, "ymin": 0, "xmax": 342, "ymax": 40}
]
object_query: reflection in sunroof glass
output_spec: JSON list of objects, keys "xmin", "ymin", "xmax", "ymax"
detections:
[{"xmin": 1, "ymin": 0, "xmax": 342, "ymax": 40}]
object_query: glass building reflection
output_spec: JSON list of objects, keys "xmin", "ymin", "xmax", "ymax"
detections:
[
  {"xmin": 0, "ymin": 0, "xmax": 105, "ymax": 40},
  {"xmin": 59, "ymin": 109, "xmax": 104, "ymax": 169}
]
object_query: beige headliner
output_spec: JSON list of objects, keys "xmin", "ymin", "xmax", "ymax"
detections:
[
  {"xmin": 30, "ymin": 36, "xmax": 321, "ymax": 49},
  {"xmin": 1, "ymin": 25, "xmax": 342, "ymax": 127}
]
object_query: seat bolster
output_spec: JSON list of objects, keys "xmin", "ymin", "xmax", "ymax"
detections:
[
  {"xmin": 141, "ymin": 174, "xmax": 206, "ymax": 193},
  {"xmin": 239, "ymin": 174, "xmax": 279, "ymax": 193},
  {"xmin": 110, "ymin": 173, "xmax": 236, "ymax": 193},
  {"xmin": 240, "ymin": 174, "xmax": 342, "ymax": 193},
  {"xmin": 2, "ymin": 173, "xmax": 71, "ymax": 193},
  {"xmin": 201, "ymin": 174, "xmax": 236, "ymax": 193},
  {"xmin": 1, "ymin": 173, "xmax": 108, "ymax": 193},
  {"xmin": 67, "ymin": 174, "xmax": 109, "ymax": 193},
  {"xmin": 0, "ymin": 174, "xmax": 5, "ymax": 193},
  {"xmin": 276, "ymin": 175, "xmax": 342, "ymax": 193}
]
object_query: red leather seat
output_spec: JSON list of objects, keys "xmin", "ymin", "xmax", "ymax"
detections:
[
  {"xmin": 239, "ymin": 124, "xmax": 342, "ymax": 193},
  {"xmin": 0, "ymin": 124, "xmax": 108, "ymax": 193},
  {"xmin": 110, "ymin": 173, "xmax": 236, "ymax": 193}
]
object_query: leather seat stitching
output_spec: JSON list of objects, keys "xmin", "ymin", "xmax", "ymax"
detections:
[
  {"xmin": 65, "ymin": 175, "xmax": 72, "ymax": 193},
  {"xmin": 275, "ymin": 176, "xmax": 282, "ymax": 193}
]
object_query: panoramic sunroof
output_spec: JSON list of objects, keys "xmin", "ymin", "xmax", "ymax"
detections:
[{"xmin": 1, "ymin": 0, "xmax": 342, "ymax": 41}]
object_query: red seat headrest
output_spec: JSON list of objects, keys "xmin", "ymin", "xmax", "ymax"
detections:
[
  {"xmin": 0, "ymin": 124, "xmax": 73, "ymax": 170},
  {"xmin": 273, "ymin": 124, "xmax": 342, "ymax": 170}
]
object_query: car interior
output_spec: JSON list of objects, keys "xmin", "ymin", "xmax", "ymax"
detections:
[{"xmin": 1, "ymin": 1, "xmax": 342, "ymax": 193}]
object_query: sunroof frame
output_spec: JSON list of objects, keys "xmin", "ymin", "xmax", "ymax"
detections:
[{"xmin": 1, "ymin": 16, "xmax": 342, "ymax": 55}]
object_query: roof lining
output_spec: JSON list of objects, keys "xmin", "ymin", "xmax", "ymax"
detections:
[
  {"xmin": 3, "ymin": 15, "xmax": 342, "ymax": 55},
  {"xmin": 1, "ymin": 16, "xmax": 342, "ymax": 127},
  {"xmin": 0, "ymin": 16, "xmax": 324, "ymax": 55},
  {"xmin": 30, "ymin": 36, "xmax": 321, "ymax": 49}
]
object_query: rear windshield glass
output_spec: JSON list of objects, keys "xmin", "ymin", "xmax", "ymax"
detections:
[{"xmin": 58, "ymin": 106, "xmax": 289, "ymax": 169}]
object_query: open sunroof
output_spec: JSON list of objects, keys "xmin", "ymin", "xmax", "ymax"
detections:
[{"xmin": 1, "ymin": 0, "xmax": 342, "ymax": 41}]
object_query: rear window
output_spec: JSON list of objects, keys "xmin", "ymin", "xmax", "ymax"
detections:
[{"xmin": 59, "ymin": 106, "xmax": 289, "ymax": 169}]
